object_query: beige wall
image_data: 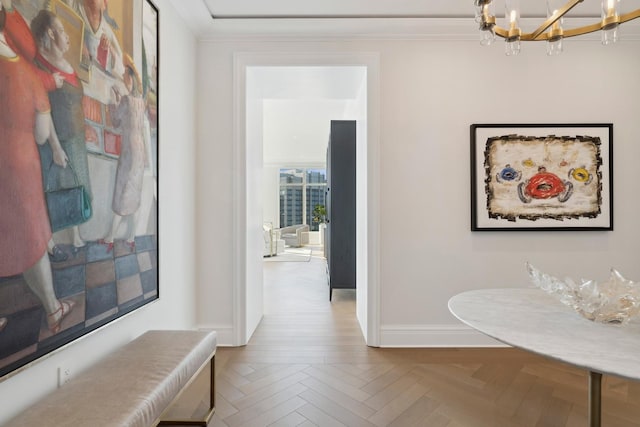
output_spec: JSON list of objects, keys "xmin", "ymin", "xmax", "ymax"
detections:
[{"xmin": 195, "ymin": 34, "xmax": 640, "ymax": 346}]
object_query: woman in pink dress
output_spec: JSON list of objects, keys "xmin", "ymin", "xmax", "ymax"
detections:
[{"xmin": 0, "ymin": 7, "xmax": 74, "ymax": 334}]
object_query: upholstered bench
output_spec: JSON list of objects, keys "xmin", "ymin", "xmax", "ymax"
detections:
[{"xmin": 4, "ymin": 330, "xmax": 216, "ymax": 427}]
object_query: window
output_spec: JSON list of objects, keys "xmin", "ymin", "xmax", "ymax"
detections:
[{"xmin": 280, "ymin": 168, "xmax": 327, "ymax": 231}]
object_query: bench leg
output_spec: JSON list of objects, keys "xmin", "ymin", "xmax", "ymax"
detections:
[{"xmin": 158, "ymin": 355, "xmax": 216, "ymax": 426}]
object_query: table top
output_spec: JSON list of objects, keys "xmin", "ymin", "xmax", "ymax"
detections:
[{"xmin": 448, "ymin": 288, "xmax": 640, "ymax": 381}]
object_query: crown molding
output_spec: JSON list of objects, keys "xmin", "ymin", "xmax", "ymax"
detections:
[{"xmin": 167, "ymin": 1, "xmax": 640, "ymax": 42}]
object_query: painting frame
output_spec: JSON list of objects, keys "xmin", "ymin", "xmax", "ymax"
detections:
[
  {"xmin": 0, "ymin": 0, "xmax": 159, "ymax": 380},
  {"xmin": 470, "ymin": 123, "xmax": 613, "ymax": 231}
]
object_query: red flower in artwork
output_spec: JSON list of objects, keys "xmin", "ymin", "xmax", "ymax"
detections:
[
  {"xmin": 518, "ymin": 166, "xmax": 574, "ymax": 204},
  {"xmin": 525, "ymin": 169, "xmax": 565, "ymax": 199}
]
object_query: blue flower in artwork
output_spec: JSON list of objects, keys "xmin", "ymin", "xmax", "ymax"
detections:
[{"xmin": 497, "ymin": 164, "xmax": 522, "ymax": 183}]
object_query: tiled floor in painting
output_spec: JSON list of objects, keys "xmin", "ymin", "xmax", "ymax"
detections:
[{"xmin": 0, "ymin": 236, "xmax": 157, "ymax": 370}]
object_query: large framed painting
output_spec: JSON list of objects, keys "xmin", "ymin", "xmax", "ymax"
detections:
[
  {"xmin": 0, "ymin": 0, "xmax": 159, "ymax": 379},
  {"xmin": 471, "ymin": 124, "xmax": 613, "ymax": 231}
]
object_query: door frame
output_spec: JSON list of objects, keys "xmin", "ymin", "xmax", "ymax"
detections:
[{"xmin": 232, "ymin": 52, "xmax": 381, "ymax": 346}]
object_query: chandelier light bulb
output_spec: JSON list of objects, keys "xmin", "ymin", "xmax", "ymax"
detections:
[
  {"xmin": 602, "ymin": 26, "xmax": 619, "ymax": 44},
  {"xmin": 505, "ymin": 39, "xmax": 521, "ymax": 55},
  {"xmin": 474, "ymin": 0, "xmax": 492, "ymax": 21},
  {"xmin": 547, "ymin": 38, "xmax": 563, "ymax": 55},
  {"xmin": 505, "ymin": 0, "xmax": 520, "ymax": 25},
  {"xmin": 475, "ymin": 7, "xmax": 483, "ymax": 23},
  {"xmin": 546, "ymin": 1, "xmax": 564, "ymax": 55},
  {"xmin": 478, "ymin": 2, "xmax": 496, "ymax": 45},
  {"xmin": 601, "ymin": 0, "xmax": 620, "ymax": 44},
  {"xmin": 480, "ymin": 26, "xmax": 496, "ymax": 46},
  {"xmin": 505, "ymin": 0, "xmax": 521, "ymax": 56}
]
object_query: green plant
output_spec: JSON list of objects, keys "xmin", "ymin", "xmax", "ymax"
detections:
[{"xmin": 312, "ymin": 204, "xmax": 327, "ymax": 224}]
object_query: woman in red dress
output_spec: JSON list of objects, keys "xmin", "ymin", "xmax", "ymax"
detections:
[
  {"xmin": 1, "ymin": 0, "xmax": 62, "ymax": 91},
  {"xmin": 0, "ymin": 8, "xmax": 74, "ymax": 333}
]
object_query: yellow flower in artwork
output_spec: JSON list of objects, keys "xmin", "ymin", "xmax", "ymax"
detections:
[{"xmin": 571, "ymin": 167, "xmax": 591, "ymax": 183}]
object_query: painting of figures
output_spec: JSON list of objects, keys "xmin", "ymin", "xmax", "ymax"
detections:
[
  {"xmin": 471, "ymin": 124, "xmax": 612, "ymax": 231},
  {"xmin": 0, "ymin": 0, "xmax": 158, "ymax": 379}
]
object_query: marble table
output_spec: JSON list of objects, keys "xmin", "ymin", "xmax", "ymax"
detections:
[{"xmin": 448, "ymin": 288, "xmax": 640, "ymax": 427}]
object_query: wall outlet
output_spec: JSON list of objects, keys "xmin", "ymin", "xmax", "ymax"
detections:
[{"xmin": 57, "ymin": 366, "xmax": 71, "ymax": 387}]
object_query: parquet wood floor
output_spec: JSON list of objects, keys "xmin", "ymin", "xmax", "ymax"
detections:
[{"xmin": 192, "ymin": 248, "xmax": 640, "ymax": 426}]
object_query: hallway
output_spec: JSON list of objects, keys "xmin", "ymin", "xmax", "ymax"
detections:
[{"xmin": 207, "ymin": 252, "xmax": 640, "ymax": 426}]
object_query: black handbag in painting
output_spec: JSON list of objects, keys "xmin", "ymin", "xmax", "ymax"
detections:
[{"xmin": 45, "ymin": 162, "xmax": 92, "ymax": 232}]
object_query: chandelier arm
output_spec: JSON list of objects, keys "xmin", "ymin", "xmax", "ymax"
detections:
[
  {"xmin": 563, "ymin": 22, "xmax": 608, "ymax": 38},
  {"xmin": 490, "ymin": 9, "xmax": 640, "ymax": 41},
  {"xmin": 562, "ymin": 9, "xmax": 640, "ymax": 37},
  {"xmin": 620, "ymin": 9, "xmax": 640, "ymax": 25},
  {"xmin": 494, "ymin": 24, "xmax": 599, "ymax": 40},
  {"xmin": 494, "ymin": 26, "xmax": 510, "ymax": 39},
  {"xmin": 529, "ymin": 0, "xmax": 584, "ymax": 40},
  {"xmin": 494, "ymin": 26, "xmax": 554, "ymax": 41}
]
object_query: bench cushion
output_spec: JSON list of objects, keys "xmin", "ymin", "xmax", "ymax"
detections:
[{"xmin": 5, "ymin": 330, "xmax": 217, "ymax": 427}]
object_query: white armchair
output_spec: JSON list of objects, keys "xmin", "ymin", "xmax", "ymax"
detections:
[
  {"xmin": 263, "ymin": 223, "xmax": 285, "ymax": 257},
  {"xmin": 277, "ymin": 224, "xmax": 309, "ymax": 248}
]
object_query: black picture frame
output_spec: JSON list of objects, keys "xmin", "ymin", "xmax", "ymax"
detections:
[
  {"xmin": 471, "ymin": 123, "xmax": 613, "ymax": 231},
  {"xmin": 0, "ymin": 0, "xmax": 159, "ymax": 380}
]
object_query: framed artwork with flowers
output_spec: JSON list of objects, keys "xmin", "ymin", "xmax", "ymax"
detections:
[{"xmin": 471, "ymin": 123, "xmax": 613, "ymax": 231}]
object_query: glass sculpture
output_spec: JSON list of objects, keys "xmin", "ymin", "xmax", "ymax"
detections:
[{"xmin": 526, "ymin": 262, "xmax": 640, "ymax": 325}]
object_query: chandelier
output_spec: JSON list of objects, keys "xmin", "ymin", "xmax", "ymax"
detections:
[{"xmin": 475, "ymin": 0, "xmax": 640, "ymax": 55}]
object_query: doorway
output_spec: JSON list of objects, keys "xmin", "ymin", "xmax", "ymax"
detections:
[{"xmin": 233, "ymin": 53, "xmax": 381, "ymax": 347}]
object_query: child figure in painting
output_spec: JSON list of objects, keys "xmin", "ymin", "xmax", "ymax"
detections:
[{"xmin": 100, "ymin": 55, "xmax": 147, "ymax": 251}]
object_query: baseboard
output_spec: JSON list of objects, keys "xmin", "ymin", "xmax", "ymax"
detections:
[
  {"xmin": 380, "ymin": 324, "xmax": 508, "ymax": 348},
  {"xmin": 196, "ymin": 325, "xmax": 234, "ymax": 346},
  {"xmin": 198, "ymin": 324, "xmax": 507, "ymax": 348}
]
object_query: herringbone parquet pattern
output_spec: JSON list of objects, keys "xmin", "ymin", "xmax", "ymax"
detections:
[{"xmin": 200, "ymin": 248, "xmax": 640, "ymax": 426}]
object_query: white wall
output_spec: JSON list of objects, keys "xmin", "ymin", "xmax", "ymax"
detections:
[
  {"xmin": 263, "ymin": 99, "xmax": 353, "ymax": 164},
  {"xmin": 245, "ymin": 72, "xmax": 265, "ymax": 341},
  {"xmin": 196, "ymin": 33, "xmax": 640, "ymax": 347},
  {"xmin": 349, "ymin": 75, "xmax": 369, "ymax": 340},
  {"xmin": 0, "ymin": 1, "xmax": 199, "ymax": 423}
]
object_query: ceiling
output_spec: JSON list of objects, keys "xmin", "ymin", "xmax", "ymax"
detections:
[
  {"xmin": 202, "ymin": 0, "xmax": 603, "ymax": 19},
  {"xmin": 169, "ymin": 0, "xmax": 640, "ymax": 38}
]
